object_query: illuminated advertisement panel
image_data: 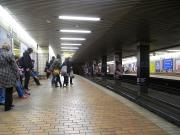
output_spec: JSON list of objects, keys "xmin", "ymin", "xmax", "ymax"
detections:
[
  {"xmin": 155, "ymin": 61, "xmax": 161, "ymax": 72},
  {"xmin": 163, "ymin": 59, "xmax": 173, "ymax": 71}
]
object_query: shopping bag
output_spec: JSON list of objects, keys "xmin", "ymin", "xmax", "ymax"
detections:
[
  {"xmin": 70, "ymin": 71, "xmax": 74, "ymax": 78},
  {"xmin": 53, "ymin": 69, "xmax": 60, "ymax": 75},
  {"xmin": 61, "ymin": 66, "xmax": 67, "ymax": 76}
]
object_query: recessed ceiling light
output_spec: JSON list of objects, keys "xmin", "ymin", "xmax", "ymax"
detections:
[
  {"xmin": 61, "ymin": 47, "xmax": 79, "ymax": 50},
  {"xmin": 59, "ymin": 15, "xmax": 100, "ymax": 21},
  {"xmin": 61, "ymin": 43, "xmax": 82, "ymax": 46},
  {"xmin": 60, "ymin": 37, "xmax": 86, "ymax": 41},
  {"xmin": 60, "ymin": 29, "xmax": 91, "ymax": 33}
]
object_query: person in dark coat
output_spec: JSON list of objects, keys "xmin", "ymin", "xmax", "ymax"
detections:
[
  {"xmin": 22, "ymin": 48, "xmax": 33, "ymax": 94},
  {"xmin": 0, "ymin": 44, "xmax": 19, "ymax": 111}
]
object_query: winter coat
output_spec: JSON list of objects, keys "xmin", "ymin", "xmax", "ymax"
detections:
[
  {"xmin": 22, "ymin": 51, "xmax": 33, "ymax": 69},
  {"xmin": 0, "ymin": 49, "xmax": 19, "ymax": 88}
]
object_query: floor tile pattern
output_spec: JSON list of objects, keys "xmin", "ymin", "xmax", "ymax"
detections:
[{"xmin": 0, "ymin": 76, "xmax": 175, "ymax": 135}]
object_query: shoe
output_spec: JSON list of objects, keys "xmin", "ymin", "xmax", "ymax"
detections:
[
  {"xmin": 11, "ymin": 104, "xmax": 15, "ymax": 108},
  {"xmin": 5, "ymin": 107, "xmax": 11, "ymax": 111},
  {"xmin": 20, "ymin": 95, "xmax": 28, "ymax": 99},
  {"xmin": 70, "ymin": 83, "xmax": 73, "ymax": 85},
  {"xmin": 25, "ymin": 91, "xmax": 30, "ymax": 95}
]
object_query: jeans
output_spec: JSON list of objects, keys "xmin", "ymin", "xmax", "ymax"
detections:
[
  {"xmin": 55, "ymin": 75, "xmax": 62, "ymax": 87},
  {"xmin": 0, "ymin": 87, "xmax": 5, "ymax": 103},
  {"xmin": 16, "ymin": 80, "xmax": 24, "ymax": 97}
]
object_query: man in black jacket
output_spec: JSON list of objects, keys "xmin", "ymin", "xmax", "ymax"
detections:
[{"xmin": 22, "ymin": 48, "xmax": 33, "ymax": 94}]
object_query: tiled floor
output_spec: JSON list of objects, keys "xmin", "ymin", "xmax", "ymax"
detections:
[{"xmin": 0, "ymin": 76, "xmax": 179, "ymax": 135}]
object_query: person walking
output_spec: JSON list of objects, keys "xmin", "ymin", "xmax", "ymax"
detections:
[
  {"xmin": 50, "ymin": 56, "xmax": 56, "ymax": 85},
  {"xmin": 0, "ymin": 44, "xmax": 19, "ymax": 111}
]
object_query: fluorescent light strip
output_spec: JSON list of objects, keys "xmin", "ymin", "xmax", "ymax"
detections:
[
  {"xmin": 61, "ymin": 43, "xmax": 82, "ymax": 46},
  {"xmin": 60, "ymin": 29, "xmax": 91, "ymax": 33},
  {"xmin": 61, "ymin": 50, "xmax": 77, "ymax": 52},
  {"xmin": 167, "ymin": 50, "xmax": 180, "ymax": 52},
  {"xmin": 60, "ymin": 37, "xmax": 85, "ymax": 41},
  {"xmin": 61, "ymin": 47, "xmax": 79, "ymax": 50},
  {"xmin": 59, "ymin": 15, "xmax": 100, "ymax": 21}
]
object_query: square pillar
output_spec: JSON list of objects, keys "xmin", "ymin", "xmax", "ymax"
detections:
[
  {"xmin": 115, "ymin": 51, "xmax": 122, "ymax": 65},
  {"xmin": 137, "ymin": 41, "xmax": 149, "ymax": 95},
  {"xmin": 101, "ymin": 55, "xmax": 107, "ymax": 77}
]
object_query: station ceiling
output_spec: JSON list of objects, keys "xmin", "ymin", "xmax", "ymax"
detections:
[{"xmin": 1, "ymin": 0, "xmax": 180, "ymax": 62}]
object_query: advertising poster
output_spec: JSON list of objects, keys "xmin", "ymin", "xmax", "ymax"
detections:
[
  {"xmin": 163, "ymin": 59, "xmax": 173, "ymax": 71},
  {"xmin": 150, "ymin": 62, "xmax": 155, "ymax": 73},
  {"xmin": 176, "ymin": 60, "xmax": 180, "ymax": 73},
  {"xmin": 155, "ymin": 61, "xmax": 161, "ymax": 72}
]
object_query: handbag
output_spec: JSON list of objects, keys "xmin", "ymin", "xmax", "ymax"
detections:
[
  {"xmin": 53, "ymin": 69, "xmax": 60, "ymax": 75},
  {"xmin": 70, "ymin": 71, "xmax": 74, "ymax": 78}
]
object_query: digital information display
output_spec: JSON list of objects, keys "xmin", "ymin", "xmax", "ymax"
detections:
[{"xmin": 163, "ymin": 59, "xmax": 173, "ymax": 70}]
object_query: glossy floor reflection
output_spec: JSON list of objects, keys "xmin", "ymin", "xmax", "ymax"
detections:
[{"xmin": 0, "ymin": 76, "xmax": 179, "ymax": 135}]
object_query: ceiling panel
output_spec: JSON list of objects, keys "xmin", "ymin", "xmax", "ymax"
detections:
[{"xmin": 1, "ymin": 0, "xmax": 180, "ymax": 63}]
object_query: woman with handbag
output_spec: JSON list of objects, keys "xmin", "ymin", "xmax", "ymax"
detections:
[{"xmin": 0, "ymin": 44, "xmax": 19, "ymax": 111}]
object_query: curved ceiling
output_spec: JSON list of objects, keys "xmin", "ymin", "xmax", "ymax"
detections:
[{"xmin": 1, "ymin": 0, "xmax": 180, "ymax": 62}]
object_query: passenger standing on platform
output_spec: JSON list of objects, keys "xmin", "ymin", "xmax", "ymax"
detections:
[
  {"xmin": 0, "ymin": 44, "xmax": 19, "ymax": 111},
  {"xmin": 51, "ymin": 54, "xmax": 62, "ymax": 87},
  {"xmin": 50, "ymin": 56, "xmax": 55, "ymax": 84},
  {"xmin": 44, "ymin": 61, "xmax": 51, "ymax": 79},
  {"xmin": 66, "ymin": 58, "xmax": 74, "ymax": 85},
  {"xmin": 61, "ymin": 58, "xmax": 68, "ymax": 87},
  {"xmin": 69, "ymin": 66, "xmax": 74, "ymax": 85},
  {"xmin": 15, "ymin": 56, "xmax": 28, "ymax": 99},
  {"xmin": 22, "ymin": 48, "xmax": 33, "ymax": 95}
]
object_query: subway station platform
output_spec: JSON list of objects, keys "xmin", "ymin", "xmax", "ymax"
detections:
[{"xmin": 0, "ymin": 76, "xmax": 179, "ymax": 135}]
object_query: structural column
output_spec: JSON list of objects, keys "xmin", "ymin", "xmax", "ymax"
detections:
[
  {"xmin": 114, "ymin": 51, "xmax": 122, "ymax": 65},
  {"xmin": 101, "ymin": 55, "xmax": 107, "ymax": 77},
  {"xmin": 137, "ymin": 41, "xmax": 150, "ymax": 95}
]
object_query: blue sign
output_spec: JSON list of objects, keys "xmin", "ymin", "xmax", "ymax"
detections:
[{"xmin": 163, "ymin": 59, "xmax": 173, "ymax": 70}]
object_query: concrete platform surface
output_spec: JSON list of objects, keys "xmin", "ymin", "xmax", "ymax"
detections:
[{"xmin": 0, "ymin": 76, "xmax": 179, "ymax": 135}]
